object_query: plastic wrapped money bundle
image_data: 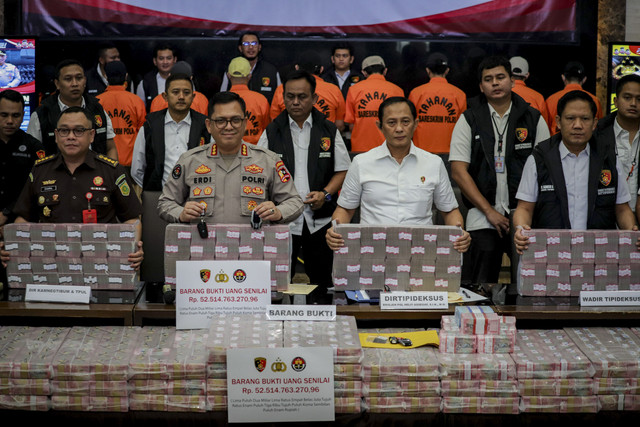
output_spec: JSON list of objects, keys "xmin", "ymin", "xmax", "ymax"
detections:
[
  {"xmin": 439, "ymin": 307, "xmax": 516, "ymax": 354},
  {"xmin": 332, "ymin": 225, "xmax": 462, "ymax": 292},
  {"xmin": 164, "ymin": 224, "xmax": 291, "ymax": 291},
  {"xmin": 4, "ymin": 223, "xmax": 138, "ymax": 290}
]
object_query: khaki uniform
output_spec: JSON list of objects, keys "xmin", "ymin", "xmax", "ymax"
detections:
[
  {"xmin": 158, "ymin": 142, "xmax": 303, "ymax": 224},
  {"xmin": 13, "ymin": 151, "xmax": 141, "ymax": 223}
]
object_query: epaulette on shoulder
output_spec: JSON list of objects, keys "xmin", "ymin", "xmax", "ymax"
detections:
[
  {"xmin": 34, "ymin": 154, "xmax": 56, "ymax": 166},
  {"xmin": 96, "ymin": 154, "xmax": 119, "ymax": 168}
]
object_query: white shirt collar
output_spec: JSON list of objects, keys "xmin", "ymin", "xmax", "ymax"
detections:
[
  {"xmin": 288, "ymin": 112, "xmax": 313, "ymax": 130},
  {"xmin": 57, "ymin": 95, "xmax": 85, "ymax": 111},
  {"xmin": 164, "ymin": 110, "xmax": 192, "ymax": 126},
  {"xmin": 614, "ymin": 115, "xmax": 640, "ymax": 139},
  {"xmin": 487, "ymin": 102, "xmax": 512, "ymax": 119},
  {"xmin": 559, "ymin": 139, "xmax": 590, "ymax": 159},
  {"xmin": 376, "ymin": 140, "xmax": 418, "ymax": 161}
]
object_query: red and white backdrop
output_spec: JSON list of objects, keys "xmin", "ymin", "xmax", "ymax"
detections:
[{"xmin": 23, "ymin": 0, "xmax": 577, "ymax": 42}]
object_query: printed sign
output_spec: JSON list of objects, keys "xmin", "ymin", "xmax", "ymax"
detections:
[
  {"xmin": 176, "ymin": 260, "xmax": 271, "ymax": 329},
  {"xmin": 25, "ymin": 284, "xmax": 91, "ymax": 304},
  {"xmin": 380, "ymin": 291, "xmax": 448, "ymax": 310},
  {"xmin": 227, "ymin": 347, "xmax": 334, "ymax": 423},
  {"xmin": 580, "ymin": 291, "xmax": 640, "ymax": 307}
]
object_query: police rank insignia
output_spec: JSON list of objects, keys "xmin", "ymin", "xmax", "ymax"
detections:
[
  {"xmin": 243, "ymin": 186, "xmax": 253, "ymax": 194},
  {"xmin": 115, "ymin": 174, "xmax": 130, "ymax": 196},
  {"xmin": 172, "ymin": 164, "xmax": 182, "ymax": 179},
  {"xmin": 252, "ymin": 187, "xmax": 264, "ymax": 195},
  {"xmin": 241, "ymin": 144, "xmax": 248, "ymax": 156},
  {"xmin": 320, "ymin": 137, "xmax": 331, "ymax": 151},
  {"xmin": 95, "ymin": 115, "xmax": 103, "ymax": 127},
  {"xmin": 276, "ymin": 160, "xmax": 291, "ymax": 183},
  {"xmin": 262, "ymin": 77, "xmax": 270, "ymax": 87},
  {"xmin": 195, "ymin": 164, "xmax": 212, "ymax": 174},
  {"xmin": 515, "ymin": 128, "xmax": 528, "ymax": 142},
  {"xmin": 93, "ymin": 176, "xmax": 103, "ymax": 186},
  {"xmin": 245, "ymin": 164, "xmax": 264, "ymax": 174},
  {"xmin": 199, "ymin": 137, "xmax": 206, "ymax": 146},
  {"xmin": 600, "ymin": 169, "xmax": 612, "ymax": 186},
  {"xmin": 210, "ymin": 144, "xmax": 218, "ymax": 156},
  {"xmin": 36, "ymin": 150, "xmax": 45, "ymax": 159}
]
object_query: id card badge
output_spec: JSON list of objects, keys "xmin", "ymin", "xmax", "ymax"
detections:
[
  {"xmin": 83, "ymin": 209, "xmax": 97, "ymax": 223},
  {"xmin": 494, "ymin": 155, "xmax": 505, "ymax": 173}
]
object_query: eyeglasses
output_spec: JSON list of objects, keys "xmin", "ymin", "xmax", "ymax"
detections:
[
  {"xmin": 242, "ymin": 41, "xmax": 259, "ymax": 47},
  {"xmin": 211, "ymin": 117, "xmax": 244, "ymax": 129},
  {"xmin": 55, "ymin": 127, "xmax": 91, "ymax": 137}
]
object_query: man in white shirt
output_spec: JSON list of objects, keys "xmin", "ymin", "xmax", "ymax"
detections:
[
  {"xmin": 514, "ymin": 90, "xmax": 638, "ymax": 253},
  {"xmin": 595, "ymin": 73, "xmax": 640, "ymax": 211},
  {"xmin": 136, "ymin": 44, "xmax": 178, "ymax": 111},
  {"xmin": 450, "ymin": 55, "xmax": 549, "ymax": 285},
  {"xmin": 258, "ymin": 70, "xmax": 350, "ymax": 290},
  {"xmin": 326, "ymin": 96, "xmax": 470, "ymax": 253},
  {"xmin": 131, "ymin": 73, "xmax": 210, "ymax": 191},
  {"xmin": 27, "ymin": 59, "xmax": 117, "ymax": 160}
]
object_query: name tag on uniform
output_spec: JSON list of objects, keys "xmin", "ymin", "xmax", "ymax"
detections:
[
  {"xmin": 96, "ymin": 128, "xmax": 106, "ymax": 134},
  {"xmin": 319, "ymin": 152, "xmax": 331, "ymax": 158},
  {"xmin": 514, "ymin": 142, "xmax": 532, "ymax": 150},
  {"xmin": 598, "ymin": 188, "xmax": 616, "ymax": 196},
  {"xmin": 494, "ymin": 156, "xmax": 505, "ymax": 173},
  {"xmin": 541, "ymin": 184, "xmax": 555, "ymax": 192},
  {"xmin": 261, "ymin": 87, "xmax": 272, "ymax": 92}
]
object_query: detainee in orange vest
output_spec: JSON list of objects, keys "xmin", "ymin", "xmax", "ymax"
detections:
[
  {"xmin": 509, "ymin": 56, "xmax": 551, "ymax": 129},
  {"xmin": 226, "ymin": 57, "xmax": 271, "ymax": 144},
  {"xmin": 408, "ymin": 52, "xmax": 467, "ymax": 154}
]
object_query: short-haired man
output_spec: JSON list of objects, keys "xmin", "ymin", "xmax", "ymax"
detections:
[
  {"xmin": 219, "ymin": 32, "xmax": 281, "ymax": 104},
  {"xmin": 546, "ymin": 61, "xmax": 603, "ymax": 134},
  {"xmin": 2, "ymin": 107, "xmax": 143, "ymax": 269},
  {"xmin": 0, "ymin": 90, "xmax": 45, "ymax": 231},
  {"xmin": 509, "ymin": 56, "xmax": 550, "ymax": 128},
  {"xmin": 136, "ymin": 44, "xmax": 178, "ymax": 111},
  {"xmin": 596, "ymin": 74, "xmax": 640, "ymax": 212},
  {"xmin": 408, "ymin": 52, "xmax": 467, "ymax": 155},
  {"xmin": 450, "ymin": 55, "xmax": 550, "ymax": 285},
  {"xmin": 158, "ymin": 92, "xmax": 303, "ymax": 225},
  {"xmin": 270, "ymin": 51, "xmax": 346, "ymax": 131},
  {"xmin": 326, "ymin": 97, "xmax": 470, "ymax": 252},
  {"xmin": 321, "ymin": 43, "xmax": 363, "ymax": 100},
  {"xmin": 345, "ymin": 55, "xmax": 404, "ymax": 152},
  {"xmin": 27, "ymin": 59, "xmax": 118, "ymax": 160},
  {"xmin": 96, "ymin": 61, "xmax": 146, "ymax": 168},
  {"xmin": 258, "ymin": 70, "xmax": 351, "ymax": 290},
  {"xmin": 85, "ymin": 43, "xmax": 123, "ymax": 96},
  {"xmin": 131, "ymin": 73, "xmax": 210, "ymax": 191},
  {"xmin": 0, "ymin": 50, "xmax": 21, "ymax": 88},
  {"xmin": 514, "ymin": 90, "xmax": 637, "ymax": 253},
  {"xmin": 149, "ymin": 61, "xmax": 209, "ymax": 116},
  {"xmin": 227, "ymin": 57, "xmax": 271, "ymax": 145}
]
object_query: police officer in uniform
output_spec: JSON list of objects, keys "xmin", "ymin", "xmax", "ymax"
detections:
[
  {"xmin": 4, "ymin": 106, "xmax": 143, "ymax": 269},
  {"xmin": 158, "ymin": 92, "xmax": 303, "ymax": 225},
  {"xmin": 0, "ymin": 50, "xmax": 21, "ymax": 88}
]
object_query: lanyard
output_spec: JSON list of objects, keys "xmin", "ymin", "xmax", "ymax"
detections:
[
  {"xmin": 627, "ymin": 138, "xmax": 640, "ymax": 182},
  {"xmin": 491, "ymin": 114, "xmax": 509, "ymax": 155}
]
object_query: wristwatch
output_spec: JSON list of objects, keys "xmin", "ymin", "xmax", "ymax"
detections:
[{"xmin": 322, "ymin": 190, "xmax": 332, "ymax": 202}]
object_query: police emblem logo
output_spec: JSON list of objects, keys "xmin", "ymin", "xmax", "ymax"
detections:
[
  {"xmin": 262, "ymin": 77, "xmax": 270, "ymax": 87},
  {"xmin": 95, "ymin": 115, "xmax": 103, "ymax": 128},
  {"xmin": 291, "ymin": 356, "xmax": 306, "ymax": 372},
  {"xmin": 195, "ymin": 164, "xmax": 212, "ymax": 174},
  {"xmin": 36, "ymin": 150, "xmax": 45, "ymax": 159},
  {"xmin": 255, "ymin": 357, "xmax": 267, "ymax": 373},
  {"xmin": 276, "ymin": 161, "xmax": 291, "ymax": 183},
  {"xmin": 172, "ymin": 164, "xmax": 182, "ymax": 179},
  {"xmin": 38, "ymin": 196, "xmax": 45, "ymax": 205},
  {"xmin": 600, "ymin": 169, "xmax": 612, "ymax": 186},
  {"xmin": 200, "ymin": 269, "xmax": 211, "ymax": 283},
  {"xmin": 204, "ymin": 187, "xmax": 213, "ymax": 196},
  {"xmin": 351, "ymin": 76, "xmax": 360, "ymax": 83},
  {"xmin": 252, "ymin": 187, "xmax": 264, "ymax": 195},
  {"xmin": 244, "ymin": 164, "xmax": 264, "ymax": 174},
  {"xmin": 247, "ymin": 200, "xmax": 257, "ymax": 211},
  {"xmin": 118, "ymin": 180, "xmax": 130, "ymax": 196},
  {"xmin": 193, "ymin": 187, "xmax": 202, "ymax": 196},
  {"xmin": 93, "ymin": 176, "xmax": 103, "ymax": 186},
  {"xmin": 421, "ymin": 176, "xmax": 425, "ymax": 183},
  {"xmin": 233, "ymin": 269, "xmax": 247, "ymax": 283},
  {"xmin": 320, "ymin": 137, "xmax": 331, "ymax": 151},
  {"xmin": 53, "ymin": 194, "xmax": 59, "ymax": 201},
  {"xmin": 515, "ymin": 128, "xmax": 528, "ymax": 142}
]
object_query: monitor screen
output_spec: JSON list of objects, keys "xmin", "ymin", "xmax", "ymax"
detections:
[
  {"xmin": 608, "ymin": 42, "xmax": 640, "ymax": 114},
  {"xmin": 0, "ymin": 38, "xmax": 36, "ymax": 131}
]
